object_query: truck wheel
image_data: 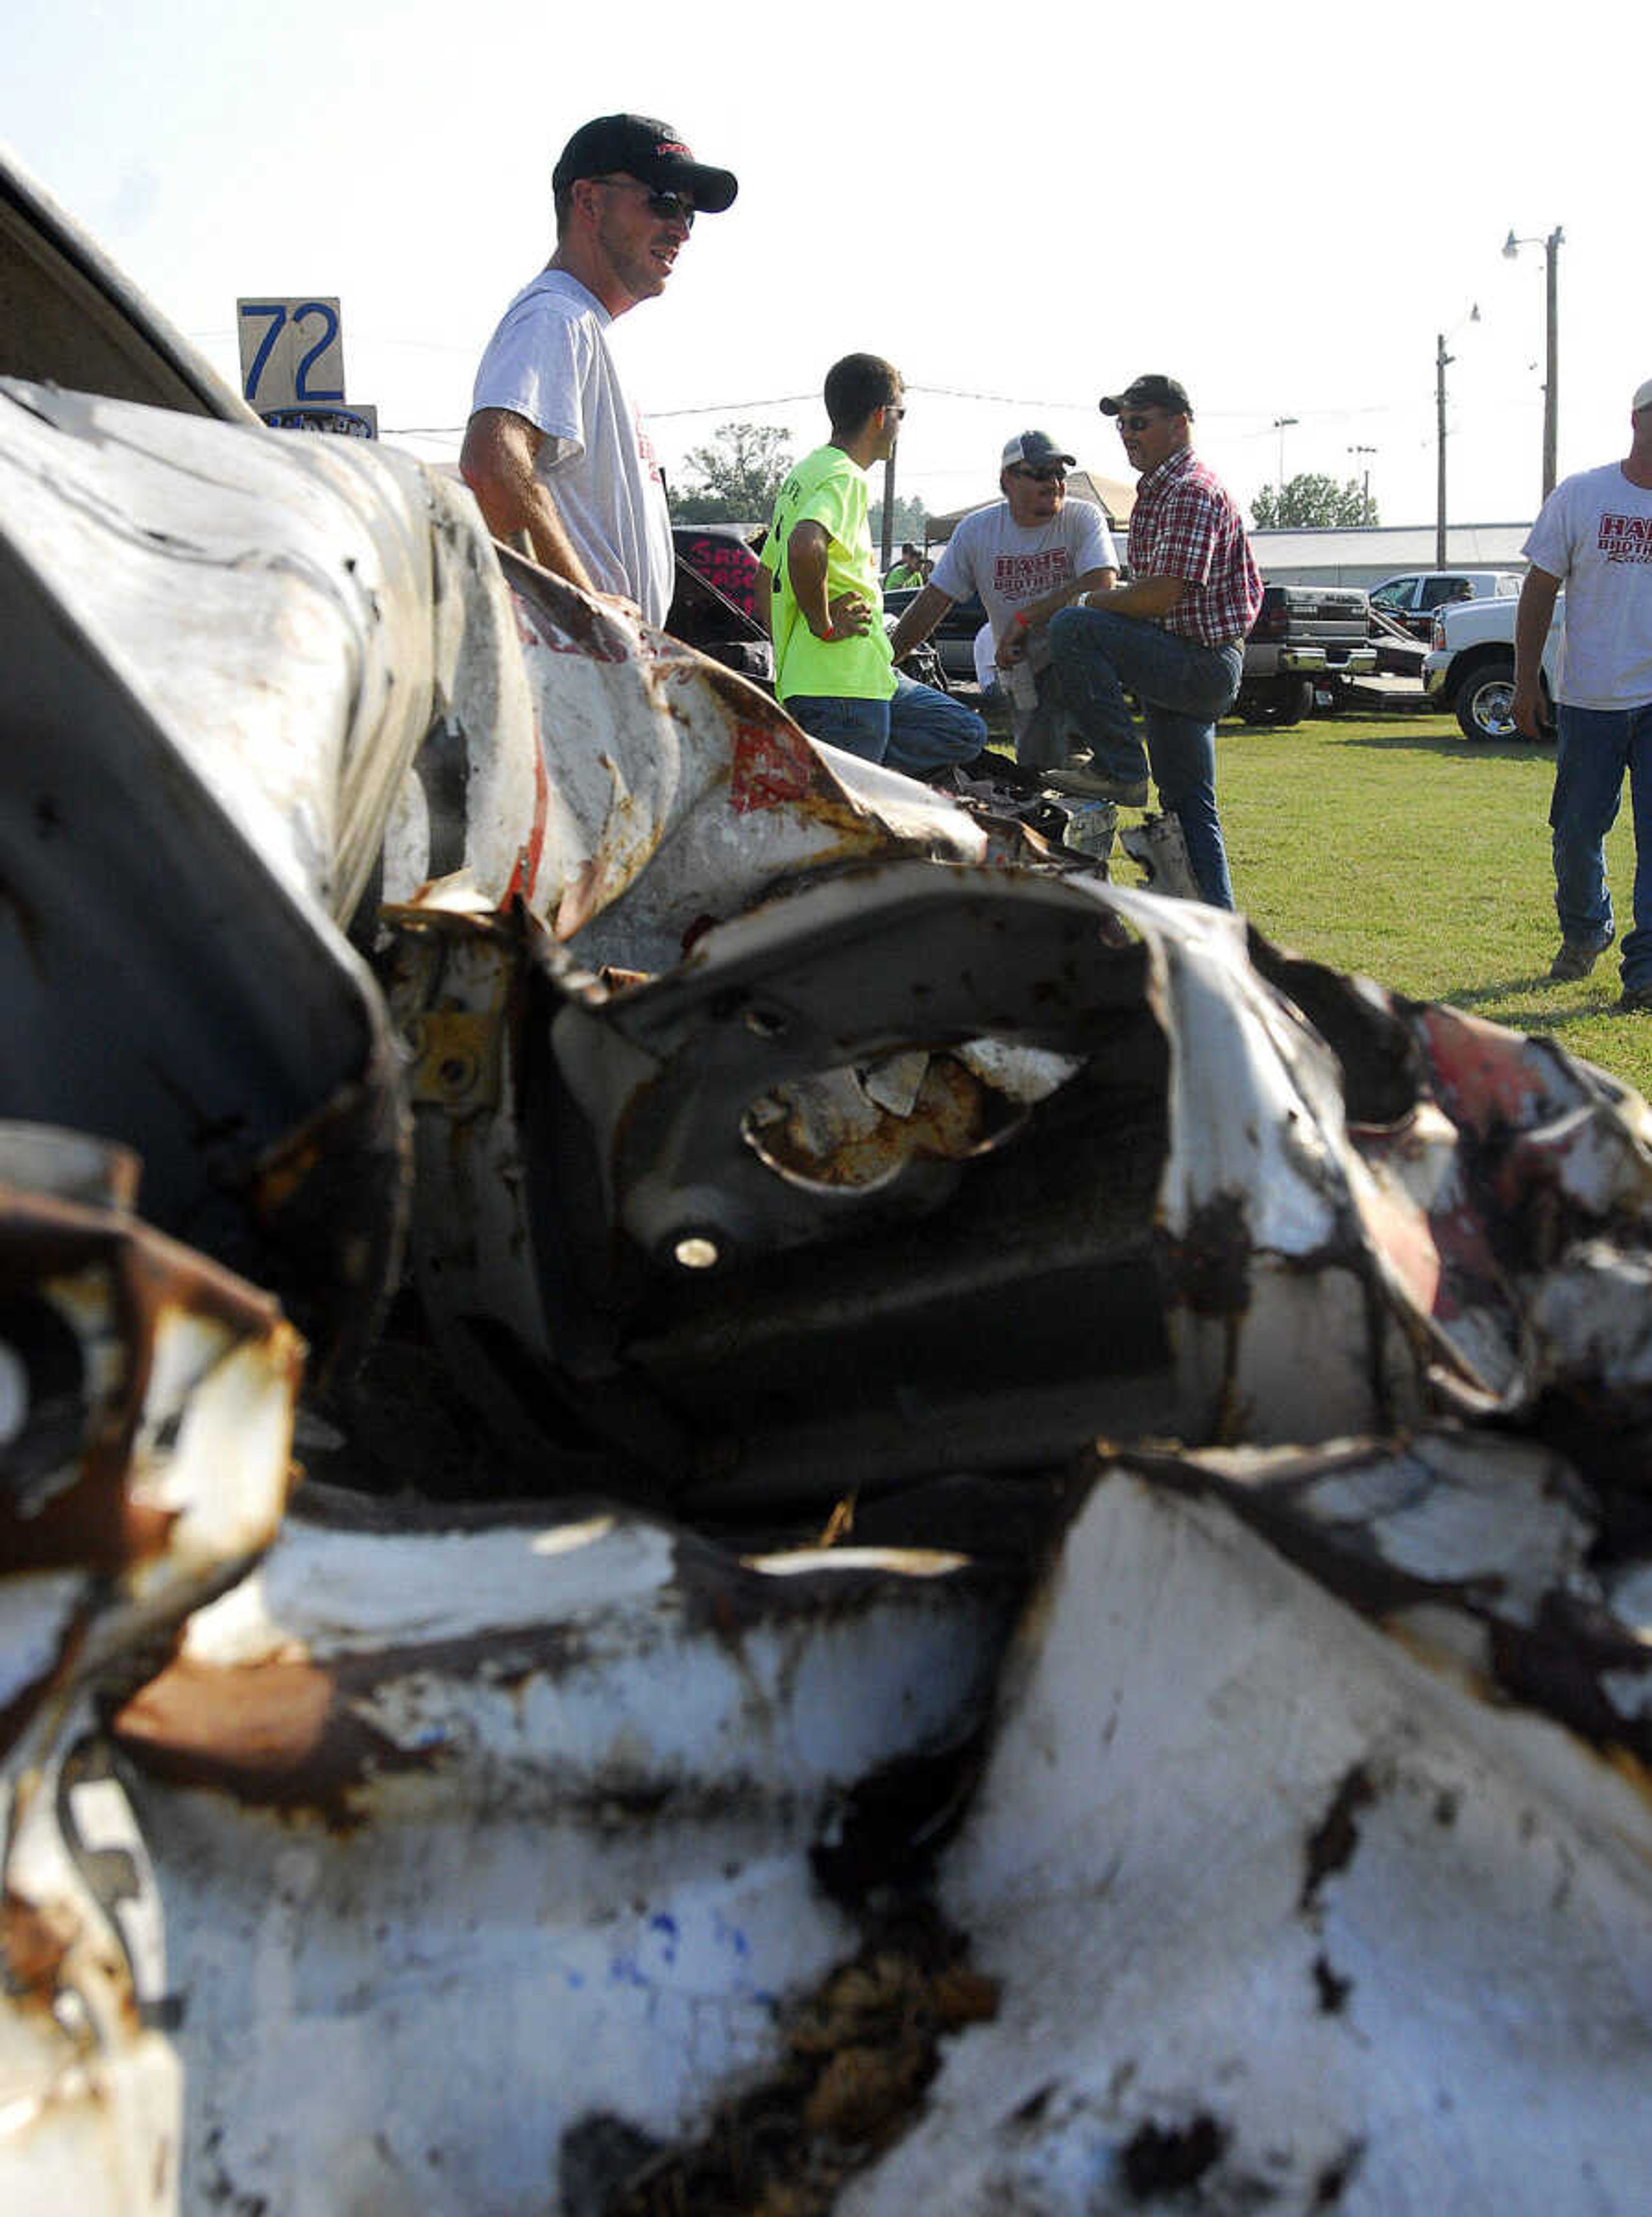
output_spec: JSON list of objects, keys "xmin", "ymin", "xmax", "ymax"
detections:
[
  {"xmin": 1245, "ymin": 677, "xmax": 1314, "ymax": 727},
  {"xmin": 1455, "ymin": 662, "xmax": 1516, "ymax": 742}
]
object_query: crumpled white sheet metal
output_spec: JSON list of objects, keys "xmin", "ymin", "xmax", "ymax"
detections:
[
  {"xmin": 498, "ymin": 548, "xmax": 1008, "ymax": 976},
  {"xmin": 110, "ymin": 1496, "xmax": 1014, "ymax": 2214},
  {"xmin": 1106, "ymin": 886, "xmax": 1428, "ymax": 1447},
  {"xmin": 844, "ymin": 1451, "xmax": 1652, "ymax": 2215},
  {"xmin": 0, "ymin": 376, "xmax": 552, "ymax": 927}
]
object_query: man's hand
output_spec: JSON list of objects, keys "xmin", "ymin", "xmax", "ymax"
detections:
[
  {"xmin": 1511, "ymin": 680, "xmax": 1547, "ymax": 741},
  {"xmin": 788, "ymin": 522, "xmax": 872, "ymax": 642},
  {"xmin": 1001, "ymin": 565, "xmax": 1119, "ymax": 665},
  {"xmin": 814, "ymin": 591, "xmax": 872, "ymax": 640}
]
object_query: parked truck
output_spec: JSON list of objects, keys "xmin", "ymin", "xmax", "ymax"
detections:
[
  {"xmin": 1423, "ymin": 589, "xmax": 1562, "ymax": 740},
  {"xmin": 1369, "ymin": 568, "xmax": 1524, "ymax": 640},
  {"xmin": 1236, "ymin": 582, "xmax": 1378, "ymax": 725}
]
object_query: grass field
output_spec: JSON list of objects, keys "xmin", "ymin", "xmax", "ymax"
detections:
[{"xmin": 1147, "ymin": 708, "xmax": 1652, "ymax": 1101}]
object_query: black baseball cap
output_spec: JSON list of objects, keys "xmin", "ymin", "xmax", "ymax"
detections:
[
  {"xmin": 1100, "ymin": 375, "xmax": 1193, "ymax": 418},
  {"xmin": 553, "ymin": 114, "xmax": 738, "ymax": 214}
]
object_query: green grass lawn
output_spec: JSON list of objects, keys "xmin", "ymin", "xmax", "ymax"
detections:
[{"xmin": 1208, "ymin": 708, "xmax": 1652, "ymax": 1099}]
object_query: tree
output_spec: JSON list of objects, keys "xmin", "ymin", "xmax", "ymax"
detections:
[
  {"xmin": 867, "ymin": 495, "xmax": 929, "ymax": 545},
  {"xmin": 1251, "ymin": 474, "xmax": 1381, "ymax": 530},
  {"xmin": 672, "ymin": 421, "xmax": 794, "ymax": 524}
]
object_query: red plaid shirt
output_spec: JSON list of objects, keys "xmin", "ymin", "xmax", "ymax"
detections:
[{"xmin": 1128, "ymin": 446, "xmax": 1263, "ymax": 648}]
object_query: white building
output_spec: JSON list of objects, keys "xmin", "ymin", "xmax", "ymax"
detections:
[{"xmin": 1248, "ymin": 521, "xmax": 1532, "ymax": 588}]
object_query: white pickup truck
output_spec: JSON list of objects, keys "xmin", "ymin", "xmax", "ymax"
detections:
[{"xmin": 1422, "ymin": 590, "xmax": 1563, "ymax": 741}]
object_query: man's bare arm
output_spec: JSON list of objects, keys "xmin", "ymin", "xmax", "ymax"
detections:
[
  {"xmin": 1513, "ymin": 564, "xmax": 1562, "ymax": 740},
  {"xmin": 888, "ymin": 582, "xmax": 953, "ymax": 663},
  {"xmin": 459, "ymin": 408, "xmax": 598, "ymax": 590},
  {"xmin": 787, "ymin": 520, "xmax": 871, "ymax": 639}
]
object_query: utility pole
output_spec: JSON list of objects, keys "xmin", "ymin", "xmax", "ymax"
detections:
[
  {"xmin": 1347, "ymin": 444, "xmax": 1377, "ymax": 508},
  {"xmin": 1272, "ymin": 416, "xmax": 1298, "ymax": 500},
  {"xmin": 1435, "ymin": 307, "xmax": 1479, "ymax": 570},
  {"xmin": 1504, "ymin": 225, "xmax": 1565, "ymax": 502},
  {"xmin": 1544, "ymin": 229, "xmax": 1560, "ymax": 499},
  {"xmin": 1435, "ymin": 333, "xmax": 1449, "ymax": 571}
]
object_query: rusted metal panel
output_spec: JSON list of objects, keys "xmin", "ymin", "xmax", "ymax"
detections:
[
  {"xmin": 0, "ymin": 1132, "xmax": 300, "ymax": 2214},
  {"xmin": 110, "ymin": 1490, "xmax": 1016, "ymax": 2213}
]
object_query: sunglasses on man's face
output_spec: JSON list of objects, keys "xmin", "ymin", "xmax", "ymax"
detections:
[
  {"xmin": 1116, "ymin": 412, "xmax": 1167, "ymax": 433},
  {"xmin": 593, "ymin": 176, "xmax": 696, "ymax": 228},
  {"xmin": 1011, "ymin": 463, "xmax": 1066, "ymax": 482}
]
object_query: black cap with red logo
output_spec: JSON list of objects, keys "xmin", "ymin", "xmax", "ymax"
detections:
[{"xmin": 553, "ymin": 115, "xmax": 738, "ymax": 214}]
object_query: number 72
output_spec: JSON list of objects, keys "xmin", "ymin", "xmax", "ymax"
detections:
[{"xmin": 237, "ymin": 299, "xmax": 345, "ymax": 406}]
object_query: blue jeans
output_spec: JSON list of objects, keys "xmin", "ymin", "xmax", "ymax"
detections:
[
  {"xmin": 1550, "ymin": 701, "xmax": 1652, "ymax": 987},
  {"xmin": 1047, "ymin": 607, "xmax": 1243, "ymax": 909},
  {"xmin": 785, "ymin": 671, "xmax": 985, "ymax": 777}
]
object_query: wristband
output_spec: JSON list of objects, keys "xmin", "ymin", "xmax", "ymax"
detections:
[{"xmin": 1014, "ymin": 610, "xmax": 1031, "ymax": 628}]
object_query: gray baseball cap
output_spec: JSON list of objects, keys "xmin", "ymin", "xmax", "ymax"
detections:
[{"xmin": 1002, "ymin": 431, "xmax": 1076, "ymax": 469}]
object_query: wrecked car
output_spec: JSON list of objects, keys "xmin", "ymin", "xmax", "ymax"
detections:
[{"xmin": 10, "ymin": 142, "xmax": 1652, "ymax": 2215}]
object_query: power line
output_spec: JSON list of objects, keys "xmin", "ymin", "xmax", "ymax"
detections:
[{"xmin": 649, "ymin": 392, "xmax": 817, "ymax": 419}]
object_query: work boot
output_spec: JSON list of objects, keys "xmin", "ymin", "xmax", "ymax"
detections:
[
  {"xmin": 1042, "ymin": 759, "xmax": 1150, "ymax": 808},
  {"xmin": 1617, "ymin": 984, "xmax": 1652, "ymax": 1014},
  {"xmin": 1549, "ymin": 937, "xmax": 1612, "ymax": 982}
]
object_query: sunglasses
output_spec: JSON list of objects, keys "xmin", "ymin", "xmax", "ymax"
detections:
[
  {"xmin": 1011, "ymin": 463, "xmax": 1066, "ymax": 482},
  {"xmin": 1115, "ymin": 412, "xmax": 1165, "ymax": 432},
  {"xmin": 592, "ymin": 176, "xmax": 696, "ymax": 228},
  {"xmin": 882, "ymin": 400, "xmax": 906, "ymax": 420}
]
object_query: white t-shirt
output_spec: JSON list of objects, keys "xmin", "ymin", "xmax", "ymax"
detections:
[
  {"xmin": 1524, "ymin": 461, "xmax": 1652, "ymax": 709},
  {"xmin": 471, "ymin": 270, "xmax": 675, "ymax": 629},
  {"xmin": 931, "ymin": 499, "xmax": 1118, "ymax": 645}
]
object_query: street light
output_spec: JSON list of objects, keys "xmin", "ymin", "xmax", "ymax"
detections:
[
  {"xmin": 1272, "ymin": 415, "xmax": 1298, "ymax": 496},
  {"xmin": 1347, "ymin": 443, "xmax": 1377, "ymax": 508},
  {"xmin": 1436, "ymin": 305, "xmax": 1480, "ymax": 569},
  {"xmin": 1503, "ymin": 224, "xmax": 1564, "ymax": 502}
]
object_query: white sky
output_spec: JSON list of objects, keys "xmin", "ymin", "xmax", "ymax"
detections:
[{"xmin": 9, "ymin": 0, "xmax": 1645, "ymax": 538}]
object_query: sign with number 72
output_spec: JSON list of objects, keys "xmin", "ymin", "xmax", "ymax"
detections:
[{"xmin": 237, "ymin": 299, "xmax": 346, "ymax": 408}]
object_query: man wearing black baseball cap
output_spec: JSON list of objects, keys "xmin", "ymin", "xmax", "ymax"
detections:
[
  {"xmin": 1043, "ymin": 375, "xmax": 1262, "ymax": 908},
  {"xmin": 461, "ymin": 115, "xmax": 737, "ymax": 629}
]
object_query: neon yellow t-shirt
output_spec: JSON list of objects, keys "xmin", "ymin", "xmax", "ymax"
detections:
[{"xmin": 764, "ymin": 444, "xmax": 895, "ymax": 702}]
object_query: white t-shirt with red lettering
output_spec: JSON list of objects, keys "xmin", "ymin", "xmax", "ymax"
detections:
[
  {"xmin": 471, "ymin": 270, "xmax": 675, "ymax": 628},
  {"xmin": 931, "ymin": 499, "xmax": 1119, "ymax": 648},
  {"xmin": 1524, "ymin": 462, "xmax": 1652, "ymax": 710}
]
